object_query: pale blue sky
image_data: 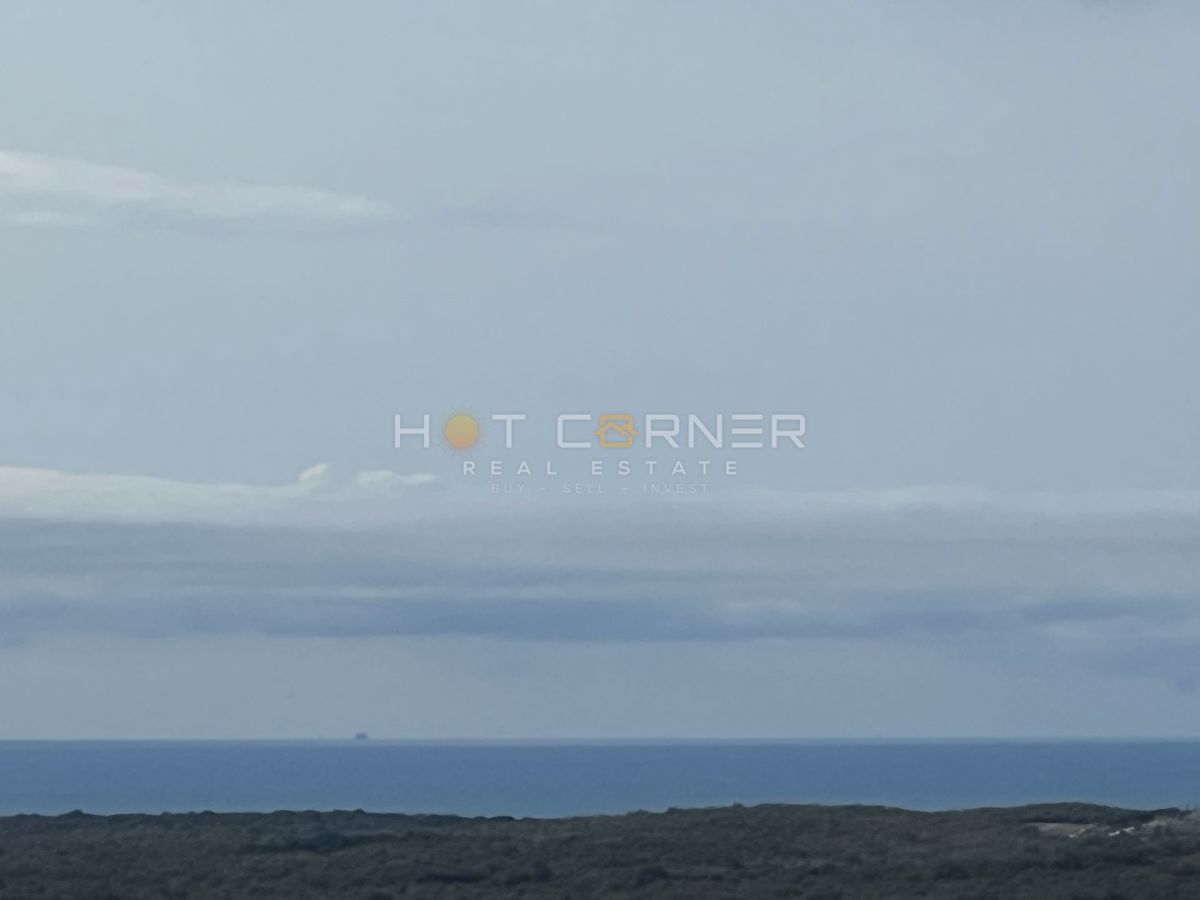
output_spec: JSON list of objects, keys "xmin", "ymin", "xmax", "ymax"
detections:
[{"xmin": 2, "ymin": 1, "xmax": 1200, "ymax": 738}]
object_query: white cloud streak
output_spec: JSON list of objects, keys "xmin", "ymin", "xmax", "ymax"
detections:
[
  {"xmin": 0, "ymin": 464, "xmax": 437, "ymax": 526},
  {"xmin": 0, "ymin": 149, "xmax": 397, "ymax": 228}
]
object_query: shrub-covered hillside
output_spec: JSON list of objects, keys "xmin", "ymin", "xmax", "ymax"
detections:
[{"xmin": 1, "ymin": 802, "xmax": 1198, "ymax": 899}]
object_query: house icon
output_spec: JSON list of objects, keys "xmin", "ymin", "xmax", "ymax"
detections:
[{"xmin": 595, "ymin": 414, "xmax": 638, "ymax": 449}]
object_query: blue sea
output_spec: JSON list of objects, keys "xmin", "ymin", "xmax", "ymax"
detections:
[{"xmin": 1, "ymin": 741, "xmax": 1198, "ymax": 818}]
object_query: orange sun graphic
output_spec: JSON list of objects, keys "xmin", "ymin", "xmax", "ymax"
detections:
[{"xmin": 443, "ymin": 413, "xmax": 481, "ymax": 450}]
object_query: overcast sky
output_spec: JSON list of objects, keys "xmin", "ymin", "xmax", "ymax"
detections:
[{"xmin": 2, "ymin": 1, "xmax": 1200, "ymax": 738}]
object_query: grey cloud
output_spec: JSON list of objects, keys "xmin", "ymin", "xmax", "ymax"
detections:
[{"xmin": 2, "ymin": 481, "xmax": 1200, "ymax": 694}]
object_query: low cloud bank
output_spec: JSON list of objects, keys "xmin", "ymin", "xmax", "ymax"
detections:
[{"xmin": 1, "ymin": 464, "xmax": 1199, "ymax": 688}]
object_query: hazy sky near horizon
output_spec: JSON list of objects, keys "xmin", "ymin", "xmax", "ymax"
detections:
[{"xmin": 3, "ymin": 1, "xmax": 1200, "ymax": 738}]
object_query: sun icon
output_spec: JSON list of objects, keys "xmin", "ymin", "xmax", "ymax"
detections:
[{"xmin": 443, "ymin": 413, "xmax": 481, "ymax": 451}]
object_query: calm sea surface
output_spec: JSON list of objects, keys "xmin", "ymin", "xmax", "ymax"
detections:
[{"xmin": 1, "ymin": 741, "xmax": 1197, "ymax": 817}]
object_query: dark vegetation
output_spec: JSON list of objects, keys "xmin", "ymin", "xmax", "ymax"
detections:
[{"xmin": 1, "ymin": 802, "xmax": 1198, "ymax": 898}]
